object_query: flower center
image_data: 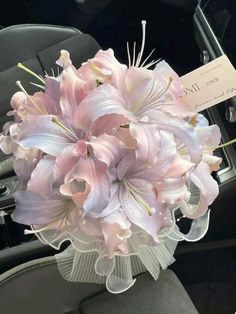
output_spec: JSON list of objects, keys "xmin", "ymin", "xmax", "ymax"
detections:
[{"xmin": 123, "ymin": 179, "xmax": 155, "ymax": 216}]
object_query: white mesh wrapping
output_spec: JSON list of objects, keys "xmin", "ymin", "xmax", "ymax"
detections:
[
  {"xmin": 30, "ymin": 182, "xmax": 210, "ymax": 293},
  {"xmin": 52, "ymin": 231, "xmax": 178, "ymax": 293}
]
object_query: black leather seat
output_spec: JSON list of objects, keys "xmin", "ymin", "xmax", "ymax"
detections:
[{"xmin": 0, "ymin": 255, "xmax": 198, "ymax": 314}]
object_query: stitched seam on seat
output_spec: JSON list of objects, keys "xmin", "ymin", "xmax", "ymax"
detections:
[
  {"xmin": 0, "ymin": 24, "xmax": 80, "ymax": 35},
  {"xmin": 0, "ymin": 260, "xmax": 56, "ymax": 287}
]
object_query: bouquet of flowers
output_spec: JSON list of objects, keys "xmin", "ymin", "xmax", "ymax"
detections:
[{"xmin": 0, "ymin": 21, "xmax": 221, "ymax": 293}]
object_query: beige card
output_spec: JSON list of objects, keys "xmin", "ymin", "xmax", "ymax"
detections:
[{"xmin": 180, "ymin": 55, "xmax": 236, "ymax": 112}]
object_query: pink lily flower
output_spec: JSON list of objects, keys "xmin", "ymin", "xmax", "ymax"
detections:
[
  {"xmin": 177, "ymin": 115, "xmax": 221, "ymax": 219},
  {"xmin": 102, "ymin": 151, "xmax": 173, "ymax": 243},
  {"xmin": 74, "ymin": 55, "xmax": 202, "ymax": 166},
  {"xmin": 77, "ymin": 48, "xmax": 127, "ymax": 92}
]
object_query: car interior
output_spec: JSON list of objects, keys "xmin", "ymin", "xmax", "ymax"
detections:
[{"xmin": 0, "ymin": 1, "xmax": 235, "ymax": 313}]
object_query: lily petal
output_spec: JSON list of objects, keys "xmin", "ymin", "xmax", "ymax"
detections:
[
  {"xmin": 156, "ymin": 177, "xmax": 189, "ymax": 205},
  {"xmin": 154, "ymin": 60, "xmax": 183, "ymax": 98},
  {"xmin": 12, "ymin": 146, "xmax": 42, "ymax": 182},
  {"xmin": 189, "ymin": 162, "xmax": 219, "ymax": 206},
  {"xmin": 202, "ymin": 154, "xmax": 222, "ymax": 172},
  {"xmin": 12, "ymin": 190, "xmax": 73, "ymax": 225},
  {"xmin": 65, "ymin": 151, "xmax": 111, "ymax": 217},
  {"xmin": 119, "ymin": 179, "xmax": 162, "ymax": 242},
  {"xmin": 13, "ymin": 157, "xmax": 38, "ymax": 182},
  {"xmin": 45, "ymin": 76, "xmax": 61, "ymax": 105},
  {"xmin": 17, "ymin": 115, "xmax": 78, "ymax": 156},
  {"xmin": 147, "ymin": 111, "xmax": 202, "ymax": 164},
  {"xmin": 54, "ymin": 140, "xmax": 87, "ymax": 182},
  {"xmin": 79, "ymin": 49, "xmax": 127, "ymax": 90},
  {"xmin": 157, "ymin": 130, "xmax": 177, "ymax": 177},
  {"xmin": 181, "ymin": 162, "xmax": 219, "ymax": 219},
  {"xmin": 60, "ymin": 67, "xmax": 86, "ymax": 122},
  {"xmin": 165, "ymin": 153, "xmax": 195, "ymax": 178},
  {"xmin": 91, "ymin": 114, "xmax": 130, "ymax": 137},
  {"xmin": 27, "ymin": 156, "xmax": 55, "ymax": 199},
  {"xmin": 102, "ymin": 210, "xmax": 131, "ymax": 257},
  {"xmin": 117, "ymin": 152, "xmax": 162, "ymax": 183},
  {"xmin": 129, "ymin": 122, "xmax": 161, "ymax": 164},
  {"xmin": 90, "ymin": 134, "xmax": 126, "ymax": 168},
  {"xmin": 74, "ymin": 84, "xmax": 132, "ymax": 134},
  {"xmin": 99, "ymin": 182, "xmax": 121, "ymax": 218},
  {"xmin": 0, "ymin": 134, "xmax": 13, "ymax": 155},
  {"xmin": 60, "ymin": 179, "xmax": 89, "ymax": 208},
  {"xmin": 11, "ymin": 91, "xmax": 59, "ymax": 118},
  {"xmin": 56, "ymin": 50, "xmax": 72, "ymax": 69},
  {"xmin": 196, "ymin": 124, "xmax": 221, "ymax": 147}
]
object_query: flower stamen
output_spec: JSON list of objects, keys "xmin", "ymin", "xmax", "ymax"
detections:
[
  {"xmin": 16, "ymin": 80, "xmax": 47, "ymax": 115},
  {"xmin": 135, "ymin": 20, "xmax": 147, "ymax": 67},
  {"xmin": 17, "ymin": 63, "xmax": 45, "ymax": 84},
  {"xmin": 124, "ymin": 179, "xmax": 155, "ymax": 216},
  {"xmin": 126, "ymin": 41, "xmax": 131, "ymax": 68},
  {"xmin": 52, "ymin": 117, "xmax": 78, "ymax": 142}
]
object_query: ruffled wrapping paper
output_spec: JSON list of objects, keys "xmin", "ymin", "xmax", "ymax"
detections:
[
  {"xmin": 0, "ymin": 22, "xmax": 221, "ymax": 293},
  {"xmin": 35, "ymin": 209, "xmax": 210, "ymax": 293}
]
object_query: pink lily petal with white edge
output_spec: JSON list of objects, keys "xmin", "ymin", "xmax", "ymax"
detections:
[
  {"xmin": 11, "ymin": 91, "xmax": 59, "ymax": 119},
  {"xmin": 60, "ymin": 178, "xmax": 90, "ymax": 210},
  {"xmin": 60, "ymin": 66, "xmax": 87, "ymax": 123},
  {"xmin": 115, "ymin": 127, "xmax": 137, "ymax": 149},
  {"xmin": 45, "ymin": 76, "xmax": 61, "ymax": 105},
  {"xmin": 78, "ymin": 49, "xmax": 127, "ymax": 91},
  {"xmin": 64, "ymin": 148, "xmax": 111, "ymax": 217},
  {"xmin": 119, "ymin": 131, "xmax": 175, "ymax": 182},
  {"xmin": 196, "ymin": 124, "xmax": 221, "ymax": 147},
  {"xmin": 73, "ymin": 84, "xmax": 132, "ymax": 135},
  {"xmin": 147, "ymin": 110, "xmax": 202, "ymax": 164},
  {"xmin": 196, "ymin": 124, "xmax": 222, "ymax": 171},
  {"xmin": 13, "ymin": 157, "xmax": 39, "ymax": 183},
  {"xmin": 164, "ymin": 152, "xmax": 195, "ymax": 178},
  {"xmin": 156, "ymin": 177, "xmax": 189, "ymax": 205},
  {"xmin": 90, "ymin": 133, "xmax": 127, "ymax": 168},
  {"xmin": 12, "ymin": 190, "xmax": 74, "ymax": 225},
  {"xmin": 90, "ymin": 114, "xmax": 131, "ymax": 137},
  {"xmin": 117, "ymin": 151, "xmax": 172, "ymax": 239},
  {"xmin": 190, "ymin": 162, "xmax": 219, "ymax": 206},
  {"xmin": 17, "ymin": 115, "xmax": 79, "ymax": 156},
  {"xmin": 102, "ymin": 210, "xmax": 131, "ymax": 257},
  {"xmin": 181, "ymin": 162, "xmax": 219, "ymax": 219},
  {"xmin": 27, "ymin": 156, "xmax": 55, "ymax": 199},
  {"xmin": 129, "ymin": 122, "xmax": 161, "ymax": 165},
  {"xmin": 154, "ymin": 60, "xmax": 184, "ymax": 99},
  {"xmin": 157, "ymin": 130, "xmax": 177, "ymax": 177},
  {"xmin": 56, "ymin": 50, "xmax": 72, "ymax": 69},
  {"xmin": 0, "ymin": 133, "xmax": 14, "ymax": 155},
  {"xmin": 54, "ymin": 140, "xmax": 87, "ymax": 183},
  {"xmin": 119, "ymin": 182, "xmax": 160, "ymax": 243},
  {"xmin": 11, "ymin": 144, "xmax": 42, "ymax": 182},
  {"xmin": 99, "ymin": 182, "xmax": 121, "ymax": 218},
  {"xmin": 123, "ymin": 66, "xmax": 153, "ymax": 109},
  {"xmin": 116, "ymin": 151, "xmax": 162, "ymax": 183}
]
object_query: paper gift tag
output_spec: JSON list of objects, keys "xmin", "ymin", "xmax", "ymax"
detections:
[{"xmin": 180, "ymin": 54, "xmax": 236, "ymax": 112}]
